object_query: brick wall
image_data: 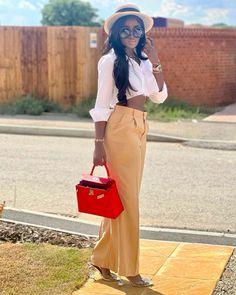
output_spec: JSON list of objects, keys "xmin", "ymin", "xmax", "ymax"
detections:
[
  {"xmin": 150, "ymin": 28, "xmax": 236, "ymax": 106},
  {"xmin": 102, "ymin": 27, "xmax": 236, "ymax": 106}
]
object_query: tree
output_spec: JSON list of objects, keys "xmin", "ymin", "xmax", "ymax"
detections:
[
  {"xmin": 211, "ymin": 23, "xmax": 236, "ymax": 29},
  {"xmin": 41, "ymin": 0, "xmax": 102, "ymax": 26}
]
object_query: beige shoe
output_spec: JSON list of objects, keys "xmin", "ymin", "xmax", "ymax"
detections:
[
  {"xmin": 127, "ymin": 275, "xmax": 153, "ymax": 287},
  {"xmin": 88, "ymin": 262, "xmax": 119, "ymax": 282}
]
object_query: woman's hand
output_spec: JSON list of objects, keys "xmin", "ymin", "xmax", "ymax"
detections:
[
  {"xmin": 143, "ymin": 37, "xmax": 160, "ymax": 65},
  {"xmin": 93, "ymin": 143, "xmax": 107, "ymax": 166},
  {"xmin": 0, "ymin": 201, "xmax": 6, "ymax": 216}
]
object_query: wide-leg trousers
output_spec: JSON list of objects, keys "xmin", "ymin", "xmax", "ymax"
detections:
[{"xmin": 90, "ymin": 104, "xmax": 149, "ymax": 276}]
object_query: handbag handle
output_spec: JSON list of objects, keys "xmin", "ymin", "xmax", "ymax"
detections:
[{"xmin": 90, "ymin": 163, "xmax": 110, "ymax": 177}]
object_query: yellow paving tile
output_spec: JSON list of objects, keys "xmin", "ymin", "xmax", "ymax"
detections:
[
  {"xmin": 140, "ymin": 240, "xmax": 179, "ymax": 257},
  {"xmin": 151, "ymin": 275, "xmax": 216, "ymax": 295},
  {"xmin": 73, "ymin": 292, "xmax": 101, "ymax": 295},
  {"xmin": 73, "ymin": 240, "xmax": 234, "ymax": 295},
  {"xmin": 140, "ymin": 255, "xmax": 167, "ymax": 275},
  {"xmin": 154, "ymin": 242, "xmax": 234, "ymax": 281},
  {"xmin": 74, "ymin": 277, "xmax": 216, "ymax": 295},
  {"xmin": 76, "ymin": 278, "xmax": 164, "ymax": 295},
  {"xmin": 171, "ymin": 242, "xmax": 234, "ymax": 259},
  {"xmin": 140, "ymin": 239, "xmax": 179, "ymax": 248},
  {"xmin": 155, "ymin": 256, "xmax": 228, "ymax": 280},
  {"xmin": 75, "ymin": 279, "xmax": 121, "ymax": 294}
]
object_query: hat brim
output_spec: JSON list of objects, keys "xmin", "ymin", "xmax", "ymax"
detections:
[{"xmin": 104, "ymin": 11, "xmax": 154, "ymax": 35}]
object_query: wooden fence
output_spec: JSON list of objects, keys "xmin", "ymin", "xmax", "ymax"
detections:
[
  {"xmin": 0, "ymin": 26, "xmax": 103, "ymax": 107},
  {"xmin": 0, "ymin": 26, "xmax": 236, "ymax": 107}
]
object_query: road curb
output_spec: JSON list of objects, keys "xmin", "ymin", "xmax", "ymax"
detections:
[
  {"xmin": 1, "ymin": 208, "xmax": 236, "ymax": 247},
  {"xmin": 0, "ymin": 124, "xmax": 185, "ymax": 142},
  {"xmin": 1, "ymin": 124, "xmax": 236, "ymax": 146}
]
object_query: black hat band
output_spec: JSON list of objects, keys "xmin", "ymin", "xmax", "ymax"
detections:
[{"xmin": 116, "ymin": 7, "xmax": 140, "ymax": 13}]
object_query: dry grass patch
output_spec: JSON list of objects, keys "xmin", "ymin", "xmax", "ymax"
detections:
[{"xmin": 0, "ymin": 242, "xmax": 92, "ymax": 295}]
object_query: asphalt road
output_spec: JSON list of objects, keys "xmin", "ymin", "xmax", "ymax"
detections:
[{"xmin": 0, "ymin": 133, "xmax": 235, "ymax": 234}]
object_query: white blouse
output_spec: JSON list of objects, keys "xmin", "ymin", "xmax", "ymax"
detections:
[{"xmin": 89, "ymin": 48, "xmax": 168, "ymax": 122}]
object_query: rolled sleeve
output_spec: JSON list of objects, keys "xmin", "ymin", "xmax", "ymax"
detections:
[
  {"xmin": 145, "ymin": 59, "xmax": 168, "ymax": 104},
  {"xmin": 89, "ymin": 54, "xmax": 115, "ymax": 122}
]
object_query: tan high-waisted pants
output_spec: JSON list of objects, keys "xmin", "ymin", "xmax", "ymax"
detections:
[{"xmin": 90, "ymin": 104, "xmax": 149, "ymax": 276}]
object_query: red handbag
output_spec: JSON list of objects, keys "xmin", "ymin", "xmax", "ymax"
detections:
[{"xmin": 75, "ymin": 163, "xmax": 124, "ymax": 219}]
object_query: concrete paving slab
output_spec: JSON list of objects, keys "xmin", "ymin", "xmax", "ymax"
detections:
[
  {"xmin": 204, "ymin": 102, "xmax": 236, "ymax": 123},
  {"xmin": 73, "ymin": 239, "xmax": 234, "ymax": 295}
]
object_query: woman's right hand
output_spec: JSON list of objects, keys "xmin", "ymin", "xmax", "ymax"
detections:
[{"xmin": 93, "ymin": 143, "xmax": 107, "ymax": 166}]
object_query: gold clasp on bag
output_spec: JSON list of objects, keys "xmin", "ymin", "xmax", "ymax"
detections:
[
  {"xmin": 89, "ymin": 189, "xmax": 94, "ymax": 196},
  {"xmin": 97, "ymin": 194, "xmax": 105, "ymax": 199}
]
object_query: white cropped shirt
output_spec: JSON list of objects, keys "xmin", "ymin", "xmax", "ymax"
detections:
[{"xmin": 89, "ymin": 48, "xmax": 168, "ymax": 122}]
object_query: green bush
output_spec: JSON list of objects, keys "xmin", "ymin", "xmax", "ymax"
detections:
[
  {"xmin": 40, "ymin": 99, "xmax": 62, "ymax": 112},
  {"xmin": 71, "ymin": 96, "xmax": 96, "ymax": 118},
  {"xmin": 0, "ymin": 103, "xmax": 15, "ymax": 115},
  {"xmin": 13, "ymin": 94, "xmax": 44, "ymax": 115},
  {"xmin": 0, "ymin": 94, "xmax": 224, "ymax": 121},
  {"xmin": 144, "ymin": 98, "xmax": 223, "ymax": 121},
  {"xmin": 69, "ymin": 96, "xmax": 223, "ymax": 121},
  {"xmin": 0, "ymin": 94, "xmax": 62, "ymax": 115}
]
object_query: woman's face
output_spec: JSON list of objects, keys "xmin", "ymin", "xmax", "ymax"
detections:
[{"xmin": 119, "ymin": 17, "xmax": 143, "ymax": 50}]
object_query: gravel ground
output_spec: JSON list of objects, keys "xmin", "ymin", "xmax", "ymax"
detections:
[
  {"xmin": 0, "ymin": 220, "xmax": 235, "ymax": 294},
  {"xmin": 213, "ymin": 247, "xmax": 236, "ymax": 295},
  {"xmin": 0, "ymin": 220, "xmax": 97, "ymax": 248}
]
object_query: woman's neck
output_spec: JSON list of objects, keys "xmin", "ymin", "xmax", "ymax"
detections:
[{"xmin": 125, "ymin": 48, "xmax": 136, "ymax": 57}]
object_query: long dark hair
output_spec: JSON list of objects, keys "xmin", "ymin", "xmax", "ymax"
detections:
[{"xmin": 102, "ymin": 15, "xmax": 148, "ymax": 106}]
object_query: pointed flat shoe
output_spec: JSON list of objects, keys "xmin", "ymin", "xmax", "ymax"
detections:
[
  {"xmin": 88, "ymin": 262, "xmax": 119, "ymax": 282},
  {"xmin": 127, "ymin": 276, "xmax": 154, "ymax": 287}
]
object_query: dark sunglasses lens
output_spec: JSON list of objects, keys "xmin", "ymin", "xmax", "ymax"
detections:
[
  {"xmin": 119, "ymin": 26, "xmax": 144, "ymax": 39},
  {"xmin": 119, "ymin": 28, "xmax": 130, "ymax": 38},
  {"xmin": 133, "ymin": 27, "xmax": 144, "ymax": 38}
]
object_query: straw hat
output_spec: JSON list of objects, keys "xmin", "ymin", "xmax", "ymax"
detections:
[{"xmin": 104, "ymin": 3, "xmax": 154, "ymax": 35}]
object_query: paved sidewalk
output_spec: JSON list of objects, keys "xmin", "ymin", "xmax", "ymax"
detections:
[
  {"xmin": 204, "ymin": 102, "xmax": 236, "ymax": 123},
  {"xmin": 0, "ymin": 105, "xmax": 235, "ymax": 144},
  {"xmin": 73, "ymin": 239, "xmax": 234, "ymax": 295}
]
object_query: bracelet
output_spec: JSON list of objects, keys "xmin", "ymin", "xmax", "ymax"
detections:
[
  {"xmin": 152, "ymin": 63, "xmax": 162, "ymax": 73},
  {"xmin": 152, "ymin": 61, "xmax": 161, "ymax": 67},
  {"xmin": 95, "ymin": 138, "xmax": 104, "ymax": 142},
  {"xmin": 153, "ymin": 69, "xmax": 162, "ymax": 74}
]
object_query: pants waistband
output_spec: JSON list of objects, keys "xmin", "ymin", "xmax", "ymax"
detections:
[{"xmin": 113, "ymin": 104, "xmax": 147, "ymax": 119}]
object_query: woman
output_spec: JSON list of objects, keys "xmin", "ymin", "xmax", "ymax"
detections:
[{"xmin": 88, "ymin": 3, "xmax": 168, "ymax": 287}]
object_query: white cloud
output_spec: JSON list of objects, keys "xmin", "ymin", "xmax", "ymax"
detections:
[
  {"xmin": 202, "ymin": 8, "xmax": 229, "ymax": 24},
  {"xmin": 0, "ymin": 14, "xmax": 27, "ymax": 25},
  {"xmin": 142, "ymin": 0, "xmax": 231, "ymax": 26},
  {"xmin": 87, "ymin": 0, "xmax": 135, "ymax": 9},
  {"xmin": 115, "ymin": 0, "xmax": 130, "ymax": 3},
  {"xmin": 153, "ymin": 0, "xmax": 191, "ymax": 18},
  {"xmin": 36, "ymin": 2, "xmax": 44, "ymax": 9},
  {"xmin": 83, "ymin": 0, "xmax": 112, "ymax": 8},
  {"xmin": 18, "ymin": 0, "xmax": 37, "ymax": 10},
  {"xmin": 0, "ymin": 0, "xmax": 14, "ymax": 7}
]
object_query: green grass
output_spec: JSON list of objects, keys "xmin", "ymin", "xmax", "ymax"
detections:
[
  {"xmin": 144, "ymin": 98, "xmax": 223, "ymax": 122},
  {"xmin": 0, "ymin": 242, "xmax": 92, "ymax": 295},
  {"xmin": 74, "ymin": 96, "xmax": 223, "ymax": 121},
  {"xmin": 0, "ymin": 94, "xmax": 224, "ymax": 121}
]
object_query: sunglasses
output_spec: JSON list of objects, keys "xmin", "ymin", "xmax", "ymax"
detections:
[{"xmin": 119, "ymin": 25, "xmax": 144, "ymax": 39}]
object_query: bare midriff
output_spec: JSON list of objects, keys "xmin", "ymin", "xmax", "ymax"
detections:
[
  {"xmin": 126, "ymin": 95, "xmax": 147, "ymax": 111},
  {"xmin": 115, "ymin": 56, "xmax": 148, "ymax": 112}
]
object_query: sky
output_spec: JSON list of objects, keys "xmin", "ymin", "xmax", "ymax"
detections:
[{"xmin": 0, "ymin": 0, "xmax": 236, "ymax": 26}]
